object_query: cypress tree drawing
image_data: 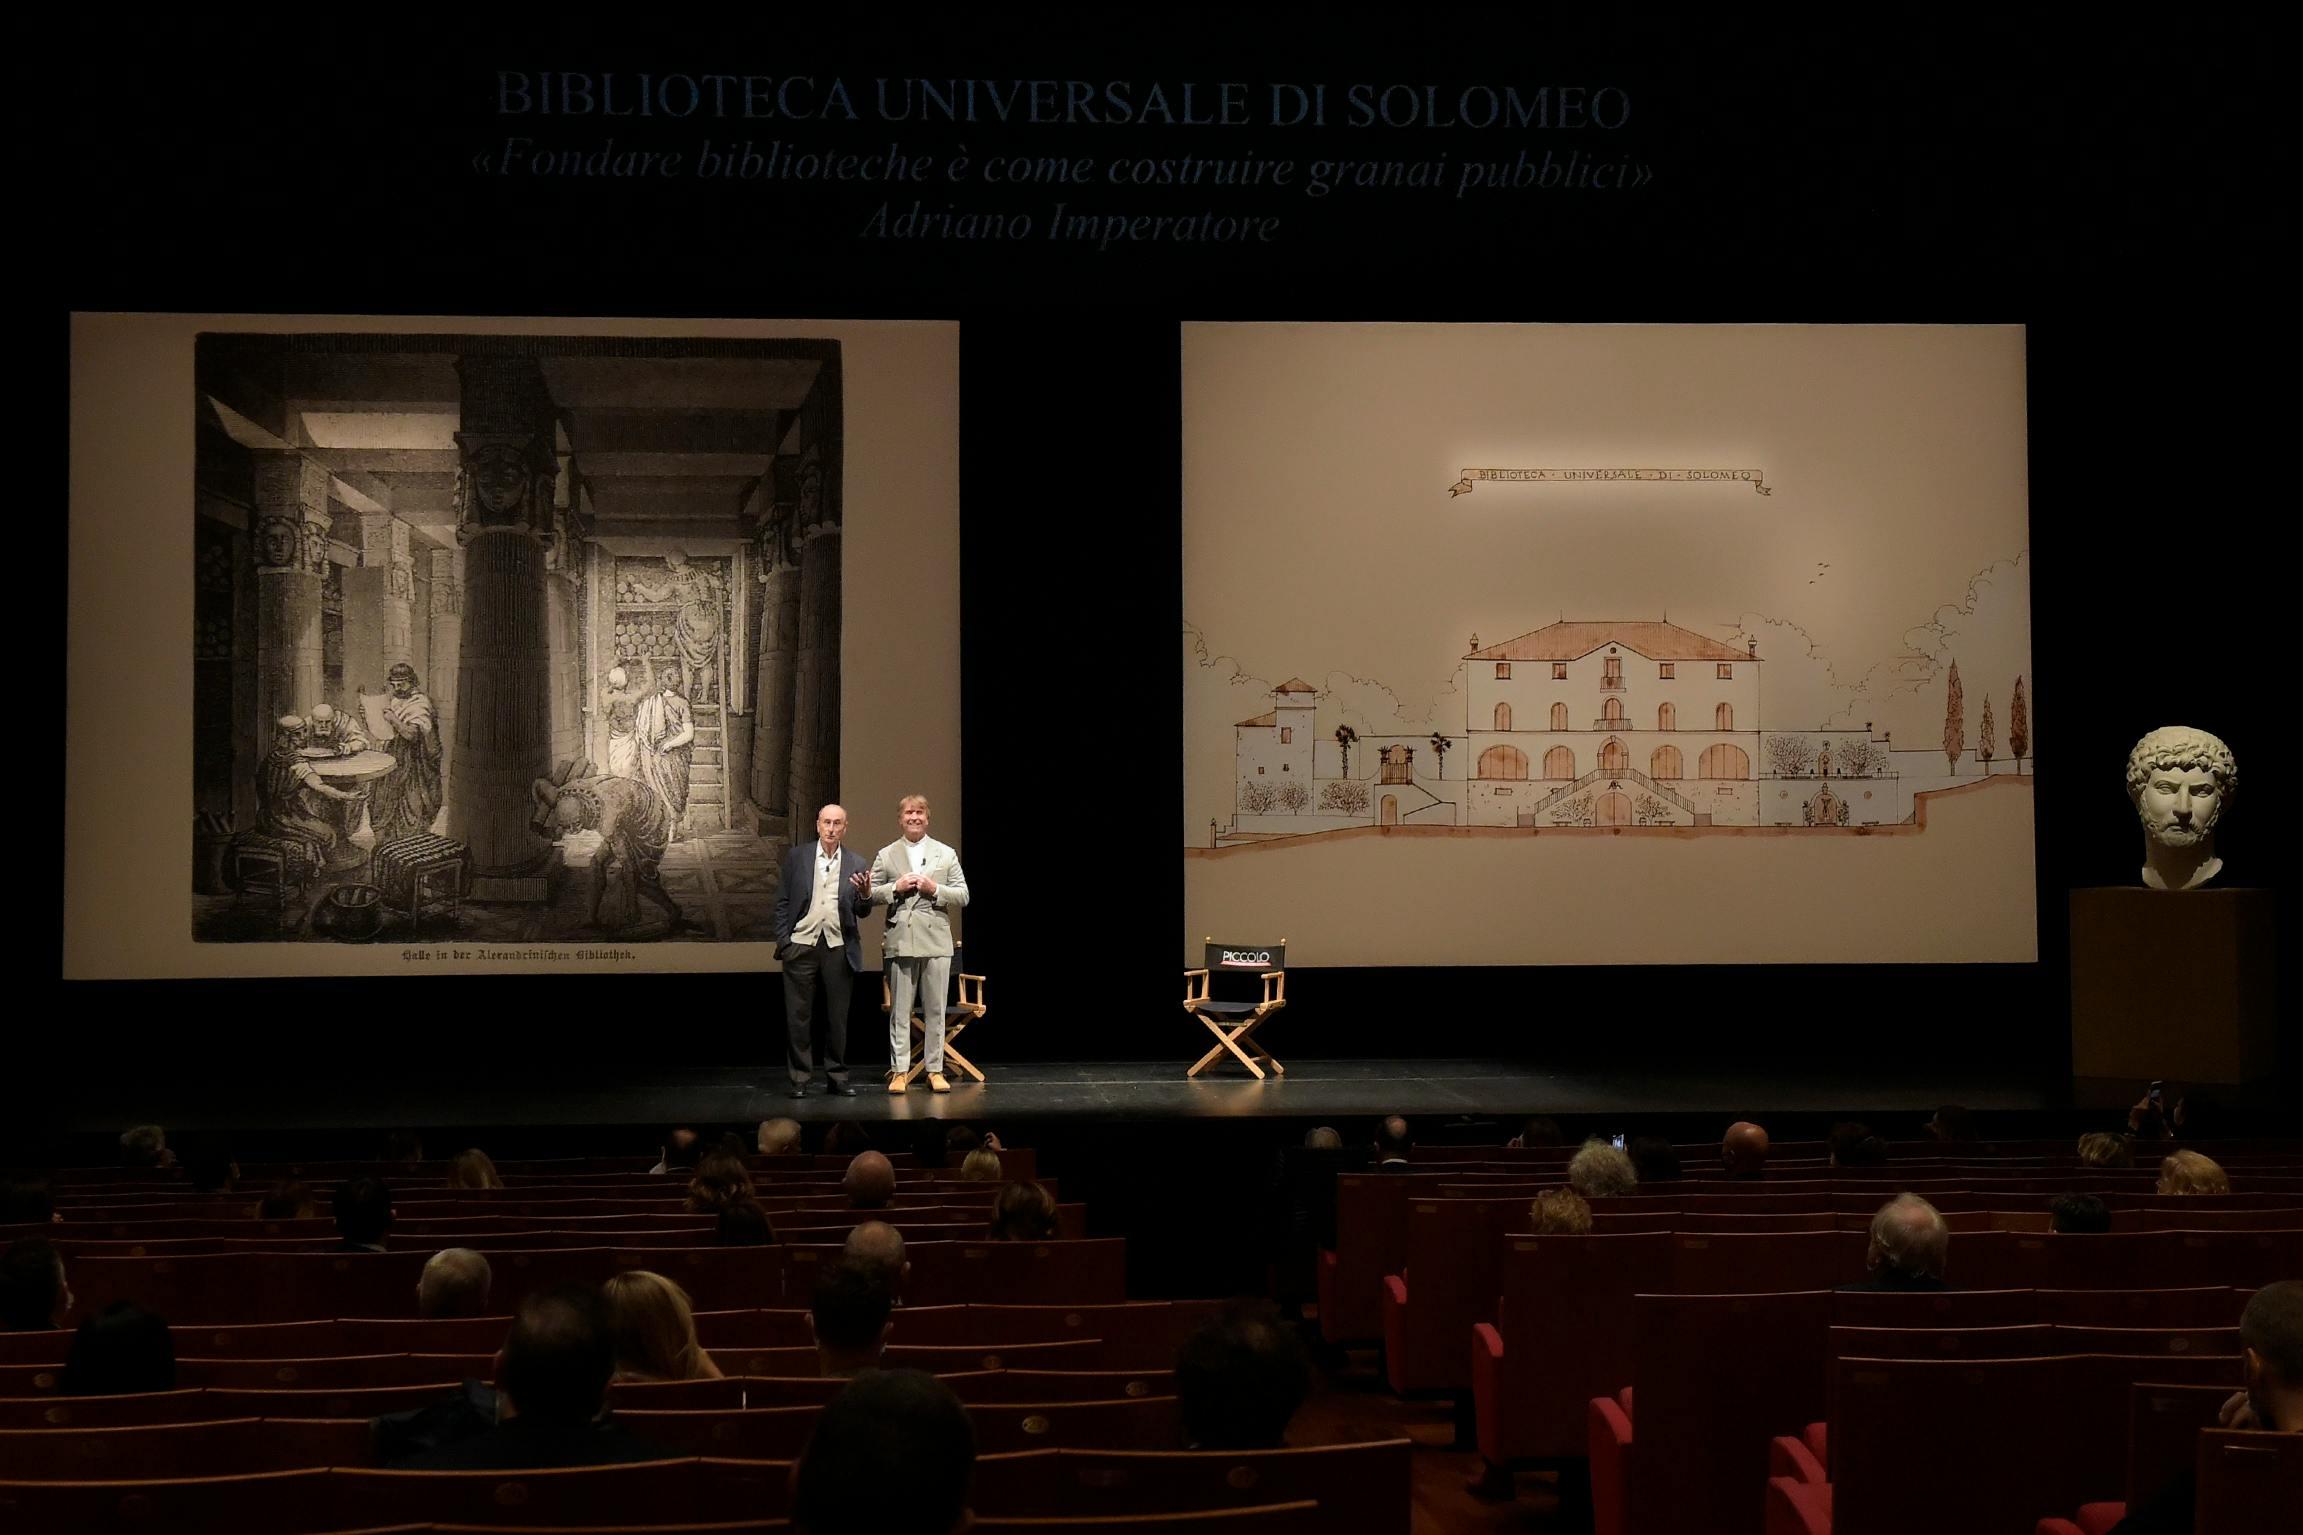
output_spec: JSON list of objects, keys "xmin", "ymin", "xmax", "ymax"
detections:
[
  {"xmin": 2008, "ymin": 675, "xmax": 2029, "ymax": 773},
  {"xmin": 1979, "ymin": 695, "xmax": 1996, "ymax": 768},
  {"xmin": 1943, "ymin": 660, "xmax": 1965, "ymax": 772}
]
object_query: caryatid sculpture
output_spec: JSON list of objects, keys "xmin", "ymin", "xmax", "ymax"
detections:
[{"xmin": 2124, "ymin": 726, "xmax": 2237, "ymax": 891}]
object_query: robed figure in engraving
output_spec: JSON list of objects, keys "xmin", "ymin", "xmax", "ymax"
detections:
[
  {"xmin": 633, "ymin": 663, "xmax": 695, "ymax": 838},
  {"xmin": 368, "ymin": 662, "xmax": 443, "ymax": 842},
  {"xmin": 627, "ymin": 550, "xmax": 724, "ymax": 704},
  {"xmin": 600, "ymin": 665, "xmax": 645, "ymax": 780}
]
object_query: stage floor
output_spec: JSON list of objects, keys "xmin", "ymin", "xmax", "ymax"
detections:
[{"xmin": 49, "ymin": 1059, "xmax": 2055, "ymax": 1135}]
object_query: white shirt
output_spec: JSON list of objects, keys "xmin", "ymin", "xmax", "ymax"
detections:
[
  {"xmin": 905, "ymin": 836, "xmax": 930, "ymax": 875},
  {"xmin": 792, "ymin": 841, "xmax": 844, "ymax": 947}
]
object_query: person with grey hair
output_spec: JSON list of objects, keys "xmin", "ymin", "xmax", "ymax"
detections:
[
  {"xmin": 1567, "ymin": 1138, "xmax": 1639, "ymax": 1199},
  {"xmin": 1303, "ymin": 1126, "xmax": 1343, "ymax": 1150},
  {"xmin": 118, "ymin": 1125, "xmax": 172, "ymax": 1170},
  {"xmin": 1840, "ymin": 1194, "xmax": 1951, "ymax": 1291},
  {"xmin": 756, "ymin": 1117, "xmax": 802, "ymax": 1155},
  {"xmin": 418, "ymin": 1249, "xmax": 494, "ymax": 1319},
  {"xmin": 844, "ymin": 1221, "xmax": 909, "ymax": 1303}
]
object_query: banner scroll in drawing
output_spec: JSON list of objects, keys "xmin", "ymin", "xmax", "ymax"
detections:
[{"xmin": 1184, "ymin": 322, "xmax": 2034, "ymax": 968}]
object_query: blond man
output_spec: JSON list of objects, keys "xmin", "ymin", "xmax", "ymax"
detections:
[{"xmin": 866, "ymin": 794, "xmax": 969, "ymax": 1092}]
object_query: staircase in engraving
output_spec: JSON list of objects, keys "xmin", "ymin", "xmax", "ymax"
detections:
[
  {"xmin": 1521, "ymin": 765, "xmax": 1703, "ymax": 821},
  {"xmin": 688, "ymin": 703, "xmax": 729, "ymax": 832}
]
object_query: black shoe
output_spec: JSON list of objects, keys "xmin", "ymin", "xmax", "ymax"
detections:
[
  {"xmin": 786, "ymin": 1086, "xmax": 810, "ymax": 1099},
  {"xmin": 828, "ymin": 1084, "xmax": 859, "ymax": 1097}
]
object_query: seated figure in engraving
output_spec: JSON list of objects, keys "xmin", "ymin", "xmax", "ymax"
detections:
[
  {"xmin": 531, "ymin": 758, "xmax": 693, "ymax": 935},
  {"xmin": 2125, "ymin": 725, "xmax": 2238, "ymax": 890},
  {"xmin": 600, "ymin": 665, "xmax": 645, "ymax": 780},
  {"xmin": 258, "ymin": 714, "xmax": 361, "ymax": 856},
  {"xmin": 303, "ymin": 701, "xmax": 368, "ymax": 755},
  {"xmin": 368, "ymin": 663, "xmax": 443, "ymax": 842},
  {"xmin": 634, "ymin": 662, "xmax": 695, "ymax": 838}
]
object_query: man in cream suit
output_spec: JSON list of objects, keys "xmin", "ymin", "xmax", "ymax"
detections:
[{"xmin": 867, "ymin": 794, "xmax": 969, "ymax": 1093}]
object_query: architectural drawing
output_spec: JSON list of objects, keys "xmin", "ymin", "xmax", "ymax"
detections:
[{"xmin": 191, "ymin": 332, "xmax": 843, "ymax": 943}]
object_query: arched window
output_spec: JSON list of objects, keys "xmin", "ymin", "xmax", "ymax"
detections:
[
  {"xmin": 1698, "ymin": 742, "xmax": 1751, "ymax": 779},
  {"xmin": 1650, "ymin": 745, "xmax": 1683, "ymax": 779},
  {"xmin": 1494, "ymin": 702, "xmax": 1512, "ymax": 731},
  {"xmin": 1602, "ymin": 697, "xmax": 1626, "ymax": 725},
  {"xmin": 1715, "ymin": 702, "xmax": 1735, "ymax": 730},
  {"xmin": 1477, "ymin": 744, "xmax": 1529, "ymax": 780},
  {"xmin": 1657, "ymin": 702, "xmax": 1676, "ymax": 731},
  {"xmin": 1600, "ymin": 737, "xmax": 1629, "ymax": 773},
  {"xmin": 1549, "ymin": 701, "xmax": 1568, "ymax": 731},
  {"xmin": 1542, "ymin": 745, "xmax": 1575, "ymax": 779}
]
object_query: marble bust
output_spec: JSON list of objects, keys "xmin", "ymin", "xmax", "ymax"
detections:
[{"xmin": 2124, "ymin": 726, "xmax": 2237, "ymax": 891}]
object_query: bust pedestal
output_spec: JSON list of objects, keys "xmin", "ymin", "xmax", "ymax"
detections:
[{"xmin": 2068, "ymin": 887, "xmax": 2278, "ymax": 1104}]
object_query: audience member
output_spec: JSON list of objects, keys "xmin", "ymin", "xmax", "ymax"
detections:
[
  {"xmin": 450, "ymin": 1149, "xmax": 504, "ymax": 1190},
  {"xmin": 1527, "ymin": 1187, "xmax": 1594, "ymax": 1236},
  {"xmin": 417, "ymin": 1248, "xmax": 493, "ymax": 1319},
  {"xmin": 943, "ymin": 1124, "xmax": 983, "ymax": 1163},
  {"xmin": 1175, "ymin": 1298, "xmax": 1312, "ymax": 1450},
  {"xmin": 0, "ymin": 1238, "xmax": 71, "ymax": 1330},
  {"xmin": 1627, "ymin": 1136, "xmax": 1682, "ymax": 1183},
  {"xmin": 715, "ymin": 1201, "xmax": 775, "ymax": 1246},
  {"xmin": 2050, "ymin": 1194, "xmax": 2112, "ymax": 1235},
  {"xmin": 844, "ymin": 1220, "xmax": 910, "ymax": 1301},
  {"xmin": 1829, "ymin": 1121, "xmax": 1890, "ymax": 1167},
  {"xmin": 958, "ymin": 1148, "xmax": 1003, "ymax": 1182},
  {"xmin": 398, "ymin": 1285, "xmax": 662, "ymax": 1469},
  {"xmin": 179, "ymin": 1144, "xmax": 239, "ymax": 1193},
  {"xmin": 791, "ymin": 1369, "xmax": 975, "ymax": 1535},
  {"xmin": 844, "ymin": 1150, "xmax": 897, "ymax": 1210},
  {"xmin": 1511, "ymin": 1116, "xmax": 1564, "ymax": 1149},
  {"xmin": 333, "ymin": 1178, "xmax": 395, "ymax": 1251},
  {"xmin": 602, "ymin": 1270, "xmax": 724, "ymax": 1383},
  {"xmin": 2109, "ymin": 1280, "xmax": 2303, "ymax": 1534},
  {"xmin": 1567, "ymin": 1138, "xmax": 1639, "ymax": 1198},
  {"xmin": 649, "ymin": 1126, "xmax": 701, "ymax": 1175},
  {"xmin": 757, "ymin": 1117, "xmax": 802, "ymax": 1155},
  {"xmin": 1841, "ymin": 1194, "xmax": 1951, "ymax": 1291},
  {"xmin": 686, "ymin": 1150, "xmax": 758, "ymax": 1214},
  {"xmin": 2077, "ymin": 1132, "xmax": 2135, "ymax": 1169},
  {"xmin": 63, "ymin": 1303, "xmax": 175, "ymax": 1394},
  {"xmin": 383, "ymin": 1131, "xmax": 427, "ymax": 1168},
  {"xmin": 1303, "ymin": 1126, "xmax": 1344, "ymax": 1151},
  {"xmin": 257, "ymin": 1181, "xmax": 317, "ymax": 1221},
  {"xmin": 118, "ymin": 1124, "xmax": 172, "ymax": 1169},
  {"xmin": 810, "ymin": 1257, "xmax": 896, "ymax": 1377},
  {"xmin": 2156, "ymin": 1149, "xmax": 2230, "ymax": 1196},
  {"xmin": 0, "ymin": 1177, "xmax": 56, "ymax": 1225},
  {"xmin": 1722, "ymin": 1121, "xmax": 1771, "ymax": 1179},
  {"xmin": 1373, "ymin": 1116, "xmax": 1413, "ymax": 1169},
  {"xmin": 986, "ymin": 1181, "xmax": 1058, "ymax": 1242},
  {"xmin": 2127, "ymin": 1087, "xmax": 2181, "ymax": 1142},
  {"xmin": 1924, "ymin": 1104, "xmax": 1975, "ymax": 1143},
  {"xmin": 821, "ymin": 1122, "xmax": 873, "ymax": 1161}
]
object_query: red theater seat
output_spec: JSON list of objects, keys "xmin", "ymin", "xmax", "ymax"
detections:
[
  {"xmin": 967, "ymin": 1440, "xmax": 1411, "ymax": 1534},
  {"xmin": 1381, "ymin": 1197, "xmax": 1525, "ymax": 1393},
  {"xmin": 971, "ymin": 1505, "xmax": 1320, "ymax": 1533},
  {"xmin": 1588, "ymin": 1387, "xmax": 1633, "ymax": 1535},
  {"xmin": 331, "ymin": 1458, "xmax": 784, "ymax": 1529},
  {"xmin": 0, "ymin": 1416, "xmax": 373, "ymax": 1479},
  {"xmin": 0, "ymin": 1467, "xmax": 333, "ymax": 1535},
  {"xmin": 1473, "ymin": 1232, "xmax": 1669, "ymax": 1463},
  {"xmin": 2194, "ymin": 1427, "xmax": 2303, "ymax": 1534},
  {"xmin": 1319, "ymin": 1175, "xmax": 1416, "ymax": 1345}
]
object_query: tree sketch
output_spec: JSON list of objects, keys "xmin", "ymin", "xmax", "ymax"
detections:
[
  {"xmin": 1428, "ymin": 733, "xmax": 1452, "ymax": 779},
  {"xmin": 1549, "ymin": 792, "xmax": 1595, "ymax": 827},
  {"xmin": 1942, "ymin": 660, "xmax": 1965, "ymax": 771},
  {"xmin": 1979, "ymin": 695, "xmax": 1996, "ymax": 768},
  {"xmin": 1764, "ymin": 733, "xmax": 1816, "ymax": 778},
  {"xmin": 1274, "ymin": 778, "xmax": 1312, "ymax": 813},
  {"xmin": 1333, "ymin": 723, "xmax": 1358, "ymax": 778},
  {"xmin": 1320, "ymin": 778, "xmax": 1371, "ymax": 815},
  {"xmin": 1239, "ymin": 778, "xmax": 1276, "ymax": 815},
  {"xmin": 2008, "ymin": 675, "xmax": 2029, "ymax": 770}
]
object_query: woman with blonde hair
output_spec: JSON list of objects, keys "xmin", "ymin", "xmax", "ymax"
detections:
[
  {"xmin": 2075, "ymin": 1132, "xmax": 2134, "ymax": 1169},
  {"xmin": 1528, "ymin": 1187, "xmax": 1593, "ymax": 1235},
  {"xmin": 959, "ymin": 1148, "xmax": 1004, "ymax": 1182},
  {"xmin": 602, "ymin": 1270, "xmax": 724, "ymax": 1382},
  {"xmin": 449, "ymin": 1149, "xmax": 504, "ymax": 1191},
  {"xmin": 2156, "ymin": 1149, "xmax": 2230, "ymax": 1196}
]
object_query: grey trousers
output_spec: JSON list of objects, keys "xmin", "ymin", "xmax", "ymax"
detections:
[{"xmin": 886, "ymin": 954, "xmax": 952, "ymax": 1075}]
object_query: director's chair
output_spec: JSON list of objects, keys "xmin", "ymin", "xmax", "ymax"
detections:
[
  {"xmin": 880, "ymin": 939, "xmax": 989, "ymax": 1087},
  {"xmin": 1183, "ymin": 938, "xmax": 1288, "ymax": 1080}
]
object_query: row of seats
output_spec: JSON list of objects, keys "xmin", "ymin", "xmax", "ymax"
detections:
[
  {"xmin": 0, "ymin": 1441, "xmax": 1410, "ymax": 1535},
  {"xmin": 0, "ymin": 1301, "xmax": 1221, "ymax": 1370}
]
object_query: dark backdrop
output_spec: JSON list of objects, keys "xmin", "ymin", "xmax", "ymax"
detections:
[{"xmin": 42, "ymin": 17, "xmax": 2287, "ymax": 1094}]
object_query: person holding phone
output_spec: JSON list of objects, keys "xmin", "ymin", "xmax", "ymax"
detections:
[{"xmin": 2128, "ymin": 1080, "xmax": 2182, "ymax": 1140}]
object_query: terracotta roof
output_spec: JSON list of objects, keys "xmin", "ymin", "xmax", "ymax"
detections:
[
  {"xmin": 1273, "ymin": 677, "xmax": 1318, "ymax": 693},
  {"xmin": 1469, "ymin": 620, "xmax": 1751, "ymax": 663},
  {"xmin": 1235, "ymin": 711, "xmax": 1278, "ymax": 728}
]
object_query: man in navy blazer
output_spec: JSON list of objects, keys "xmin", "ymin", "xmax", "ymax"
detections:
[{"xmin": 774, "ymin": 802, "xmax": 873, "ymax": 1097}]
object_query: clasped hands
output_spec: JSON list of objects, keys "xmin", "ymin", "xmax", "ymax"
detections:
[{"xmin": 889, "ymin": 870, "xmax": 938, "ymax": 898}]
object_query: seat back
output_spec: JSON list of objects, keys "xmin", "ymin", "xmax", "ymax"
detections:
[
  {"xmin": 0, "ymin": 1416, "xmax": 373, "ymax": 1480},
  {"xmin": 2193, "ymin": 1428, "xmax": 2303, "ymax": 1535},
  {"xmin": 1667, "ymin": 1231, "xmax": 1864, "ymax": 1293},
  {"xmin": 0, "ymin": 1467, "xmax": 332, "ymax": 1535},
  {"xmin": 0, "ymin": 1389, "xmax": 214, "ymax": 1429},
  {"xmin": 614, "ymin": 1405, "xmax": 823, "ymax": 1459},
  {"xmin": 968, "ymin": 1440, "xmax": 1412, "ymax": 1534},
  {"xmin": 1631, "ymin": 1291, "xmax": 1832, "ymax": 1535},
  {"xmin": 2126, "ymin": 1381, "xmax": 2235, "ymax": 1508},
  {"xmin": 330, "ymin": 1457, "xmax": 782, "ymax": 1527},
  {"xmin": 965, "ymin": 1396, "xmax": 1182, "ymax": 1454},
  {"xmin": 1388, "ymin": 1197, "xmax": 1528, "ymax": 1390},
  {"xmin": 955, "ymin": 1302, "xmax": 1226, "ymax": 1370},
  {"xmin": 1497, "ymin": 1232, "xmax": 1671, "ymax": 1459},
  {"xmin": 1322, "ymin": 1174, "xmax": 1414, "ymax": 1343},
  {"xmin": 1830, "ymin": 1288, "xmax": 2037, "ymax": 1328},
  {"xmin": 2037, "ymin": 1287, "xmax": 2247, "ymax": 1328},
  {"xmin": 972, "ymin": 1504, "xmax": 1320, "ymax": 1534},
  {"xmin": 1201, "ymin": 941, "xmax": 1284, "ymax": 1004}
]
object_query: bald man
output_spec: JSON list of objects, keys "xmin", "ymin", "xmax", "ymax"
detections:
[
  {"xmin": 844, "ymin": 1219, "xmax": 910, "ymax": 1302},
  {"xmin": 1721, "ymin": 1121, "xmax": 1770, "ymax": 1179},
  {"xmin": 774, "ymin": 804, "xmax": 874, "ymax": 1098},
  {"xmin": 843, "ymin": 1151, "xmax": 896, "ymax": 1211}
]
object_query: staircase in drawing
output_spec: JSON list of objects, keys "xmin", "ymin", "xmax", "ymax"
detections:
[{"xmin": 687, "ymin": 702, "xmax": 728, "ymax": 832}]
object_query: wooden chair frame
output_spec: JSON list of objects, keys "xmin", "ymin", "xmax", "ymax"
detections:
[
  {"xmin": 880, "ymin": 963, "xmax": 988, "ymax": 1086},
  {"xmin": 1183, "ymin": 942, "xmax": 1287, "ymax": 1080}
]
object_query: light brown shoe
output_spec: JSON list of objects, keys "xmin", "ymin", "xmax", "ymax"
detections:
[
  {"xmin": 887, "ymin": 1075, "xmax": 906, "ymax": 1095},
  {"xmin": 927, "ymin": 1072, "xmax": 952, "ymax": 1093}
]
